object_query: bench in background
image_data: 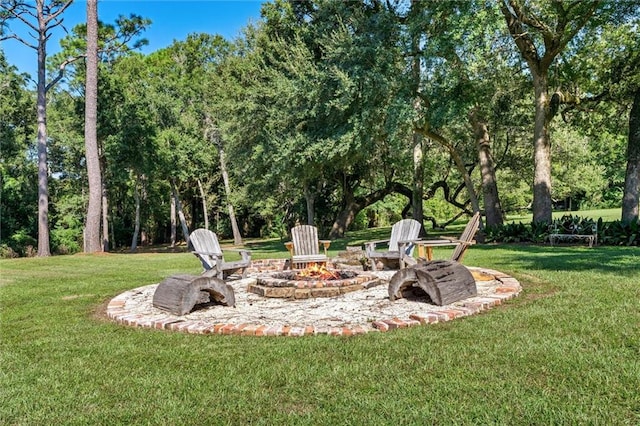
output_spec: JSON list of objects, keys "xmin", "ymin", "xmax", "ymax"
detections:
[{"xmin": 548, "ymin": 217, "xmax": 598, "ymax": 247}]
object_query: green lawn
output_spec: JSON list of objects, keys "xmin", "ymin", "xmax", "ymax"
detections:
[
  {"xmin": 1, "ymin": 237, "xmax": 639, "ymax": 424},
  {"xmin": 506, "ymin": 207, "xmax": 622, "ymax": 223}
]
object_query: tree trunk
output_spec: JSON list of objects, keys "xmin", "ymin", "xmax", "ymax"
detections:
[
  {"xmin": 36, "ymin": 17, "xmax": 50, "ymax": 256},
  {"xmin": 171, "ymin": 179, "xmax": 190, "ymax": 244},
  {"xmin": 170, "ymin": 192, "xmax": 177, "ymax": 247},
  {"xmin": 408, "ymin": 12, "xmax": 425, "ymax": 232},
  {"xmin": 412, "ymin": 133, "xmax": 425, "ymax": 231},
  {"xmin": 197, "ymin": 178, "xmax": 209, "ymax": 230},
  {"xmin": 130, "ymin": 178, "xmax": 140, "ymax": 252},
  {"xmin": 101, "ymin": 181, "xmax": 109, "ymax": 251},
  {"xmin": 83, "ymin": 0, "xmax": 102, "ymax": 253},
  {"xmin": 532, "ymin": 73, "xmax": 553, "ymax": 224},
  {"xmin": 219, "ymin": 144, "xmax": 242, "ymax": 245},
  {"xmin": 329, "ymin": 180, "xmax": 402, "ymax": 238},
  {"xmin": 303, "ymin": 183, "xmax": 315, "ymax": 225},
  {"xmin": 470, "ymin": 108, "xmax": 503, "ymax": 227},
  {"xmin": 330, "ymin": 199, "xmax": 360, "ymax": 239},
  {"xmin": 622, "ymin": 88, "xmax": 640, "ymax": 224}
]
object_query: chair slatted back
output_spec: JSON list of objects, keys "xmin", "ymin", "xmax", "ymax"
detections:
[
  {"xmin": 189, "ymin": 228, "xmax": 222, "ymax": 269},
  {"xmin": 389, "ymin": 219, "xmax": 422, "ymax": 253},
  {"xmin": 291, "ymin": 225, "xmax": 320, "ymax": 256},
  {"xmin": 451, "ymin": 212, "xmax": 481, "ymax": 262}
]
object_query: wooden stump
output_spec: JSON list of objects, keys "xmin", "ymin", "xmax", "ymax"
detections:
[
  {"xmin": 388, "ymin": 260, "xmax": 477, "ymax": 306},
  {"xmin": 152, "ymin": 274, "xmax": 235, "ymax": 316}
]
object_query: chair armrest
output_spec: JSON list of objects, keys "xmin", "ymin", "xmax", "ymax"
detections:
[
  {"xmin": 364, "ymin": 239, "xmax": 391, "ymax": 246},
  {"xmin": 398, "ymin": 239, "xmax": 421, "ymax": 256},
  {"xmin": 416, "ymin": 239, "xmax": 459, "ymax": 247},
  {"xmin": 223, "ymin": 248, "xmax": 252, "ymax": 261},
  {"xmin": 319, "ymin": 240, "xmax": 331, "ymax": 256},
  {"xmin": 284, "ymin": 241, "xmax": 294, "ymax": 256},
  {"xmin": 397, "ymin": 238, "xmax": 422, "ymax": 245},
  {"xmin": 438, "ymin": 236, "xmax": 460, "ymax": 242},
  {"xmin": 191, "ymin": 250, "xmax": 223, "ymax": 258},
  {"xmin": 363, "ymin": 239, "xmax": 391, "ymax": 254}
]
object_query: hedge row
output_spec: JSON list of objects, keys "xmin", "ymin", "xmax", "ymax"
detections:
[{"xmin": 484, "ymin": 215, "xmax": 639, "ymax": 246}]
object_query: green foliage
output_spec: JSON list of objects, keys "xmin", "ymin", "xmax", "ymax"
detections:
[
  {"xmin": 50, "ymin": 194, "xmax": 85, "ymax": 254},
  {"xmin": 484, "ymin": 222, "xmax": 538, "ymax": 243},
  {"xmin": 357, "ymin": 194, "xmax": 406, "ymax": 229},
  {"xmin": 0, "ymin": 51, "xmax": 38, "ymax": 252},
  {"xmin": 486, "ymin": 214, "xmax": 639, "ymax": 246},
  {"xmin": 600, "ymin": 220, "xmax": 640, "ymax": 246},
  {"xmin": 1, "ymin": 1, "xmax": 638, "ymax": 253},
  {"xmin": 551, "ymin": 214, "xmax": 598, "ymax": 235},
  {"xmin": 551, "ymin": 127, "xmax": 608, "ymax": 208},
  {"xmin": 0, "ymin": 244, "xmax": 19, "ymax": 258},
  {"xmin": 7, "ymin": 229, "xmax": 37, "ymax": 257}
]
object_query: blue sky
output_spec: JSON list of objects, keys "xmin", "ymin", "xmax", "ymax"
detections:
[{"xmin": 1, "ymin": 0, "xmax": 265, "ymax": 78}]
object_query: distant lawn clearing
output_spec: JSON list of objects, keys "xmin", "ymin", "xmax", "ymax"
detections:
[
  {"xmin": 1, "ymin": 241, "xmax": 639, "ymax": 424},
  {"xmin": 506, "ymin": 207, "xmax": 622, "ymax": 223}
]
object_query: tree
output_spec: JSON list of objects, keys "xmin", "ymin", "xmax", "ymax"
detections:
[
  {"xmin": 83, "ymin": 0, "xmax": 101, "ymax": 252},
  {"xmin": 226, "ymin": 0, "xmax": 415, "ymax": 237},
  {"xmin": 550, "ymin": 11, "xmax": 640, "ymax": 221},
  {"xmin": 470, "ymin": 108, "xmax": 504, "ymax": 226},
  {"xmin": 623, "ymin": 89, "xmax": 640, "ymax": 223},
  {"xmin": 52, "ymin": 13, "xmax": 150, "ymax": 250},
  {"xmin": 0, "ymin": 51, "xmax": 37, "ymax": 254},
  {"xmin": 499, "ymin": 0, "xmax": 600, "ymax": 224},
  {"xmin": 1, "ymin": 0, "xmax": 75, "ymax": 256}
]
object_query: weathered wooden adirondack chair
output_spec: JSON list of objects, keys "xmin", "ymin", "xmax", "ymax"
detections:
[
  {"xmin": 414, "ymin": 212, "xmax": 481, "ymax": 263},
  {"xmin": 284, "ymin": 225, "xmax": 331, "ymax": 269},
  {"xmin": 188, "ymin": 228, "xmax": 251, "ymax": 280},
  {"xmin": 364, "ymin": 218, "xmax": 422, "ymax": 271}
]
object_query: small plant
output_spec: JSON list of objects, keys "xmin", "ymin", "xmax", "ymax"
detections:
[
  {"xmin": 0, "ymin": 244, "xmax": 19, "ymax": 259},
  {"xmin": 600, "ymin": 220, "xmax": 639, "ymax": 246},
  {"xmin": 484, "ymin": 221, "xmax": 544, "ymax": 243}
]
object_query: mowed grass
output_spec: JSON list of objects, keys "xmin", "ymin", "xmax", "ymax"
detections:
[
  {"xmin": 506, "ymin": 207, "xmax": 622, "ymax": 223},
  {"xmin": 1, "ymin": 238, "xmax": 639, "ymax": 424}
]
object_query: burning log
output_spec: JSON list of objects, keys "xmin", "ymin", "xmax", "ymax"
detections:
[{"xmin": 294, "ymin": 263, "xmax": 341, "ymax": 280}]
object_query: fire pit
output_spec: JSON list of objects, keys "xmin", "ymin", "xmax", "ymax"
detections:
[{"xmin": 249, "ymin": 263, "xmax": 381, "ymax": 299}]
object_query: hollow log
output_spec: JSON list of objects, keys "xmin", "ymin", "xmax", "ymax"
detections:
[
  {"xmin": 388, "ymin": 260, "xmax": 477, "ymax": 306},
  {"xmin": 152, "ymin": 274, "xmax": 235, "ymax": 316}
]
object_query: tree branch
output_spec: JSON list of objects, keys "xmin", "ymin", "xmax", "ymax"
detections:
[
  {"xmin": 0, "ymin": 32, "xmax": 37, "ymax": 49},
  {"xmin": 46, "ymin": 54, "xmax": 84, "ymax": 92},
  {"xmin": 500, "ymin": 1, "xmax": 541, "ymax": 66}
]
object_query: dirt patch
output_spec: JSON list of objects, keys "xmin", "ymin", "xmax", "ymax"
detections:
[
  {"xmin": 91, "ymin": 298, "xmax": 112, "ymax": 323},
  {"xmin": 513, "ymin": 272, "xmax": 559, "ymax": 301}
]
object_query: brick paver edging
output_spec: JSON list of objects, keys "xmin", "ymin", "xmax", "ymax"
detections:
[{"xmin": 106, "ymin": 266, "xmax": 521, "ymax": 337}]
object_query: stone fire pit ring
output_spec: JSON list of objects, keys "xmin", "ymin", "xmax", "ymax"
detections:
[{"xmin": 106, "ymin": 259, "xmax": 521, "ymax": 337}]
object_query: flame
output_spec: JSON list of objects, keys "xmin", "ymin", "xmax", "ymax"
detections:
[{"xmin": 295, "ymin": 263, "xmax": 340, "ymax": 280}]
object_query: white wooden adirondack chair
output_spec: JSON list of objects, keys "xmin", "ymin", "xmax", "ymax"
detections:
[
  {"xmin": 364, "ymin": 218, "xmax": 422, "ymax": 271},
  {"xmin": 284, "ymin": 225, "xmax": 331, "ymax": 269},
  {"xmin": 414, "ymin": 212, "xmax": 481, "ymax": 263},
  {"xmin": 189, "ymin": 228, "xmax": 251, "ymax": 280}
]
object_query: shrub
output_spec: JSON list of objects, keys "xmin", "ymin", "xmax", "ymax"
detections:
[
  {"xmin": 600, "ymin": 220, "xmax": 639, "ymax": 246},
  {"xmin": 0, "ymin": 244, "xmax": 19, "ymax": 259},
  {"xmin": 486, "ymin": 215, "xmax": 639, "ymax": 246},
  {"xmin": 484, "ymin": 221, "xmax": 547, "ymax": 243},
  {"xmin": 8, "ymin": 230, "xmax": 38, "ymax": 257}
]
